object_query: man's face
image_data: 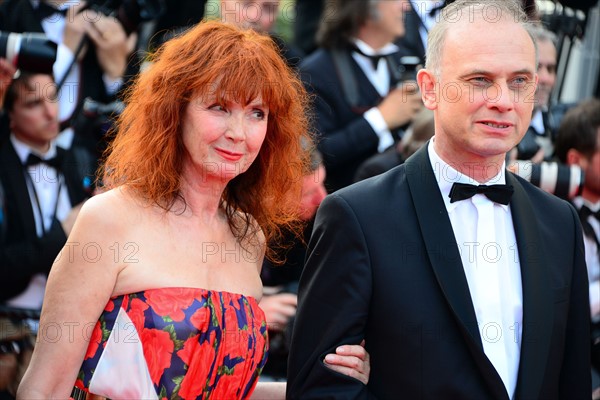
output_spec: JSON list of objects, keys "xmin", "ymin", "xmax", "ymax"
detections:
[
  {"xmin": 367, "ymin": 0, "xmax": 407, "ymax": 43},
  {"xmin": 221, "ymin": 0, "xmax": 280, "ymax": 33},
  {"xmin": 299, "ymin": 165, "xmax": 327, "ymax": 221},
  {"xmin": 582, "ymin": 130, "xmax": 600, "ymax": 200},
  {"xmin": 535, "ymin": 39, "xmax": 557, "ymax": 109},
  {"xmin": 8, "ymin": 74, "xmax": 59, "ymax": 153},
  {"xmin": 420, "ymin": 17, "xmax": 538, "ymax": 174}
]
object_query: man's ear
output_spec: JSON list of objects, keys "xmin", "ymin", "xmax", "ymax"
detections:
[
  {"xmin": 566, "ymin": 148, "xmax": 588, "ymax": 169},
  {"xmin": 417, "ymin": 69, "xmax": 438, "ymax": 110}
]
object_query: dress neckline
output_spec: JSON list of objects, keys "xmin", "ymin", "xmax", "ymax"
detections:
[{"xmin": 110, "ymin": 286, "xmax": 260, "ymax": 303}]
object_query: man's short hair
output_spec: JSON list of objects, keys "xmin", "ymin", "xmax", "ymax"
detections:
[
  {"xmin": 425, "ymin": 0, "xmax": 538, "ymax": 76},
  {"xmin": 555, "ymin": 98, "xmax": 600, "ymax": 162}
]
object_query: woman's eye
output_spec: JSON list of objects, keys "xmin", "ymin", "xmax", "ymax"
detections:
[
  {"xmin": 252, "ymin": 109, "xmax": 266, "ymax": 120},
  {"xmin": 209, "ymin": 104, "xmax": 226, "ymax": 112}
]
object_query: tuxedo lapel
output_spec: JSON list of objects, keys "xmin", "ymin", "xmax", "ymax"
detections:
[
  {"xmin": 0, "ymin": 143, "xmax": 37, "ymax": 237},
  {"xmin": 58, "ymin": 147, "xmax": 88, "ymax": 206},
  {"xmin": 404, "ymin": 146, "xmax": 510, "ymax": 399},
  {"xmin": 507, "ymin": 173, "xmax": 553, "ymax": 399}
]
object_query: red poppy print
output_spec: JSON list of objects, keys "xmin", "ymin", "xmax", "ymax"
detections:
[
  {"xmin": 140, "ymin": 328, "xmax": 174, "ymax": 385},
  {"xmin": 145, "ymin": 288, "xmax": 197, "ymax": 322}
]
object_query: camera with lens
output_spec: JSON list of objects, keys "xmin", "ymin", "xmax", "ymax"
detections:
[
  {"xmin": 396, "ymin": 56, "xmax": 422, "ymax": 83},
  {"xmin": 86, "ymin": 0, "xmax": 165, "ymax": 35},
  {"xmin": 0, "ymin": 32, "xmax": 57, "ymax": 74},
  {"xmin": 72, "ymin": 97, "xmax": 124, "ymax": 159}
]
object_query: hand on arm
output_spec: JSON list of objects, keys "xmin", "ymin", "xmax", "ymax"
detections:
[
  {"xmin": 251, "ymin": 341, "xmax": 371, "ymax": 399},
  {"xmin": 324, "ymin": 340, "xmax": 370, "ymax": 385}
]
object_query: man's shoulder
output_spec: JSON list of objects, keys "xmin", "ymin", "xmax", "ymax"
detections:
[
  {"xmin": 332, "ymin": 165, "xmax": 408, "ymax": 206},
  {"xmin": 299, "ymin": 48, "xmax": 338, "ymax": 77}
]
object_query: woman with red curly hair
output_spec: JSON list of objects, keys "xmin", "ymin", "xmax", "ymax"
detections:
[{"xmin": 17, "ymin": 21, "xmax": 369, "ymax": 399}]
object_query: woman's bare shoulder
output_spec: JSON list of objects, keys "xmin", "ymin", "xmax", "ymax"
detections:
[{"xmin": 75, "ymin": 187, "xmax": 148, "ymax": 234}]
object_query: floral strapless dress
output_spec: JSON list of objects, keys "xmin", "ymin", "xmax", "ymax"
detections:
[{"xmin": 72, "ymin": 287, "xmax": 268, "ymax": 399}]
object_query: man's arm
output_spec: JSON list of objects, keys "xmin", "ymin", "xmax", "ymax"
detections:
[{"xmin": 287, "ymin": 193, "xmax": 374, "ymax": 399}]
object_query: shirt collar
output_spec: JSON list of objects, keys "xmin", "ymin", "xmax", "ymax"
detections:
[
  {"xmin": 352, "ymin": 38, "xmax": 399, "ymax": 57},
  {"xmin": 427, "ymin": 139, "xmax": 509, "ymax": 212},
  {"xmin": 572, "ymin": 196, "xmax": 600, "ymax": 213},
  {"xmin": 10, "ymin": 133, "xmax": 57, "ymax": 165}
]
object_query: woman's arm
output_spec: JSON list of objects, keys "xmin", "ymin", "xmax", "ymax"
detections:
[
  {"xmin": 250, "ymin": 342, "xmax": 370, "ymax": 399},
  {"xmin": 17, "ymin": 194, "xmax": 126, "ymax": 398}
]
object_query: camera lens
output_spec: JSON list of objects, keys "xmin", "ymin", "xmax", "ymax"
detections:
[{"xmin": 0, "ymin": 31, "xmax": 57, "ymax": 74}]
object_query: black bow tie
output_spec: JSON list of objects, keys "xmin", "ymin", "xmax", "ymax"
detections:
[
  {"xmin": 25, "ymin": 153, "xmax": 62, "ymax": 170},
  {"xmin": 449, "ymin": 182, "xmax": 514, "ymax": 205},
  {"xmin": 580, "ymin": 204, "xmax": 600, "ymax": 221},
  {"xmin": 351, "ymin": 45, "xmax": 394, "ymax": 70},
  {"xmin": 35, "ymin": 2, "xmax": 68, "ymax": 20}
]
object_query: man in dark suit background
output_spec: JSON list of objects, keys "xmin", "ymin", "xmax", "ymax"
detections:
[
  {"xmin": 287, "ymin": 0, "xmax": 591, "ymax": 398},
  {"xmin": 299, "ymin": 0, "xmax": 423, "ymax": 192},
  {"xmin": 0, "ymin": 72, "xmax": 88, "ymax": 308}
]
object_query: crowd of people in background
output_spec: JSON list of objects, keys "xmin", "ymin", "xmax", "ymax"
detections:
[{"xmin": 0, "ymin": 0, "xmax": 599, "ymax": 398}]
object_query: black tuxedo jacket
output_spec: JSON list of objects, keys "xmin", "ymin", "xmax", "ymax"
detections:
[
  {"xmin": 300, "ymin": 48, "xmax": 402, "ymax": 192},
  {"xmin": 0, "ymin": 142, "xmax": 89, "ymax": 301},
  {"xmin": 287, "ymin": 145, "xmax": 591, "ymax": 399}
]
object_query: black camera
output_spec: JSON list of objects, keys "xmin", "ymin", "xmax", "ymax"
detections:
[
  {"xmin": 87, "ymin": 0, "xmax": 165, "ymax": 35},
  {"xmin": 0, "ymin": 32, "xmax": 57, "ymax": 74},
  {"xmin": 397, "ymin": 56, "xmax": 422, "ymax": 83},
  {"xmin": 73, "ymin": 97, "xmax": 124, "ymax": 159}
]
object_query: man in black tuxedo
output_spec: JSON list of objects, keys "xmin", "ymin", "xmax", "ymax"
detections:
[
  {"xmin": 299, "ymin": 0, "xmax": 423, "ymax": 192},
  {"xmin": 287, "ymin": 1, "xmax": 591, "ymax": 398},
  {"xmin": 0, "ymin": 72, "xmax": 88, "ymax": 308}
]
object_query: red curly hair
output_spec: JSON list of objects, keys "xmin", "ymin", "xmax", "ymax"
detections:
[{"xmin": 102, "ymin": 21, "xmax": 313, "ymax": 261}]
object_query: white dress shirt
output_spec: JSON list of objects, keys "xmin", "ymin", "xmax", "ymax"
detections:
[
  {"xmin": 351, "ymin": 38, "xmax": 399, "ymax": 152},
  {"xmin": 428, "ymin": 140, "xmax": 523, "ymax": 399},
  {"xmin": 7, "ymin": 134, "xmax": 72, "ymax": 309}
]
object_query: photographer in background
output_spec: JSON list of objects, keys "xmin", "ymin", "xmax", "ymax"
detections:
[
  {"xmin": 553, "ymin": 97, "xmax": 600, "ymax": 397},
  {"xmin": 219, "ymin": 0, "xmax": 304, "ymax": 68},
  {"xmin": 515, "ymin": 26, "xmax": 565, "ymax": 162},
  {"xmin": 0, "ymin": 71, "xmax": 90, "ymax": 400},
  {"xmin": 0, "ymin": 0, "xmax": 139, "ymax": 162},
  {"xmin": 509, "ymin": 25, "xmax": 584, "ymax": 200},
  {"xmin": 300, "ymin": 0, "xmax": 423, "ymax": 192}
]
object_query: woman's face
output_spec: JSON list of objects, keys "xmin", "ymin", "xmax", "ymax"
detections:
[{"xmin": 181, "ymin": 94, "xmax": 269, "ymax": 182}]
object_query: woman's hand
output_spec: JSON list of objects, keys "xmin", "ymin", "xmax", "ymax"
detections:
[{"xmin": 323, "ymin": 340, "xmax": 370, "ymax": 385}]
